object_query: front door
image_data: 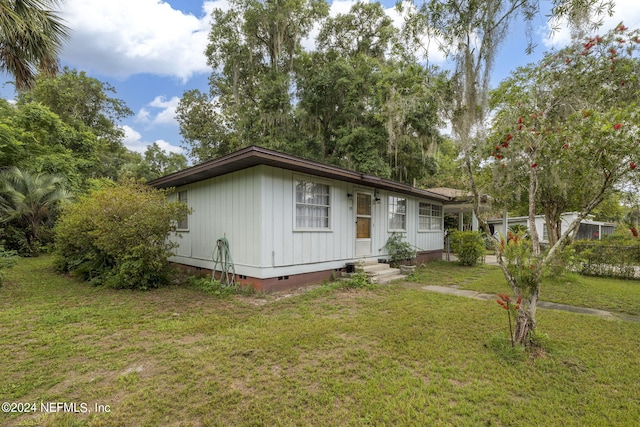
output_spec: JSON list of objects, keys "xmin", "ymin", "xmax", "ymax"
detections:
[{"xmin": 355, "ymin": 192, "xmax": 372, "ymax": 257}]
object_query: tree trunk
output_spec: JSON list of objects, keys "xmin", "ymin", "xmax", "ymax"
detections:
[
  {"xmin": 514, "ymin": 287, "xmax": 539, "ymax": 345},
  {"xmin": 543, "ymin": 200, "xmax": 563, "ymax": 247}
]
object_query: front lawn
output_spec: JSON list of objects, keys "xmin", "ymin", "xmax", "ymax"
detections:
[
  {"xmin": 1, "ymin": 257, "xmax": 640, "ymax": 426},
  {"xmin": 410, "ymin": 261, "xmax": 640, "ymax": 316}
]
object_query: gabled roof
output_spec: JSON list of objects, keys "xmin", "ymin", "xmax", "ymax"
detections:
[{"xmin": 149, "ymin": 145, "xmax": 450, "ymax": 202}]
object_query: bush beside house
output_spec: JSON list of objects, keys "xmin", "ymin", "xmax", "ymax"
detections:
[
  {"xmin": 54, "ymin": 181, "xmax": 190, "ymax": 290},
  {"xmin": 450, "ymin": 230, "xmax": 485, "ymax": 267}
]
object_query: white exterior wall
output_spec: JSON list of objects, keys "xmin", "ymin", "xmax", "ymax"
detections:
[
  {"xmin": 490, "ymin": 217, "xmax": 539, "ymax": 238},
  {"xmin": 169, "ymin": 167, "xmax": 263, "ymax": 276},
  {"xmin": 261, "ymin": 166, "xmax": 354, "ymax": 276},
  {"xmin": 370, "ymin": 191, "xmax": 444, "ymax": 255},
  {"xmin": 488, "ymin": 213, "xmax": 613, "ymax": 242},
  {"xmin": 171, "ymin": 165, "xmax": 444, "ymax": 279}
]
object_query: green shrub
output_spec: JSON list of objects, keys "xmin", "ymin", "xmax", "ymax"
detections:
[
  {"xmin": 341, "ymin": 270, "xmax": 376, "ymax": 289},
  {"xmin": 572, "ymin": 239, "xmax": 640, "ymax": 279},
  {"xmin": 450, "ymin": 230, "xmax": 485, "ymax": 266},
  {"xmin": 54, "ymin": 181, "xmax": 190, "ymax": 290},
  {"xmin": 501, "ymin": 231, "xmax": 538, "ymax": 295},
  {"xmin": 383, "ymin": 232, "xmax": 416, "ymax": 266},
  {"xmin": 0, "ymin": 244, "xmax": 17, "ymax": 286}
]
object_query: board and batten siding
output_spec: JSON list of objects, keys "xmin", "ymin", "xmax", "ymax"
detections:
[
  {"xmin": 168, "ymin": 167, "xmax": 263, "ymax": 276},
  {"xmin": 374, "ymin": 192, "xmax": 444, "ymax": 255},
  {"xmin": 260, "ymin": 166, "xmax": 353, "ymax": 275},
  {"xmin": 169, "ymin": 164, "xmax": 444, "ymax": 279}
]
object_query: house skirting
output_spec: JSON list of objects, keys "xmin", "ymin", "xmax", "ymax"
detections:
[
  {"xmin": 171, "ymin": 263, "xmax": 340, "ymax": 293},
  {"xmin": 171, "ymin": 249, "xmax": 442, "ymax": 293},
  {"xmin": 415, "ymin": 250, "xmax": 442, "ymax": 264}
]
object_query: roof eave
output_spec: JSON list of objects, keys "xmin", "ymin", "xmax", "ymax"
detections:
[{"xmin": 148, "ymin": 146, "xmax": 450, "ymax": 202}]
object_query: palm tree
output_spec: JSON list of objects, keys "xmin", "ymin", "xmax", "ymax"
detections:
[
  {"xmin": 0, "ymin": 0, "xmax": 70, "ymax": 90},
  {"xmin": 0, "ymin": 167, "xmax": 72, "ymax": 254}
]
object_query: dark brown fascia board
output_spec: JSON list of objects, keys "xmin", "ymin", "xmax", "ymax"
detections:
[{"xmin": 149, "ymin": 145, "xmax": 451, "ymax": 202}]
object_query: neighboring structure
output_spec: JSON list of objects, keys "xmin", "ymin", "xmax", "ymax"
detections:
[
  {"xmin": 487, "ymin": 212, "xmax": 616, "ymax": 242},
  {"xmin": 150, "ymin": 146, "xmax": 450, "ymax": 292},
  {"xmin": 427, "ymin": 187, "xmax": 491, "ymax": 232}
]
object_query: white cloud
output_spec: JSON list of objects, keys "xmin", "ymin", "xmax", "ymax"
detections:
[
  {"xmin": 543, "ymin": 0, "xmax": 640, "ymax": 48},
  {"xmin": 155, "ymin": 139, "xmax": 184, "ymax": 154},
  {"xmin": 149, "ymin": 95, "xmax": 181, "ymax": 125},
  {"xmin": 135, "ymin": 95, "xmax": 180, "ymax": 126},
  {"xmin": 122, "ymin": 125, "xmax": 183, "ymax": 154},
  {"xmin": 122, "ymin": 125, "xmax": 145, "ymax": 152},
  {"xmin": 60, "ymin": 0, "xmax": 213, "ymax": 80},
  {"xmin": 135, "ymin": 109, "xmax": 152, "ymax": 123}
]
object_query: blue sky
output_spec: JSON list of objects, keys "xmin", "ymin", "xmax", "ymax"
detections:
[{"xmin": 1, "ymin": 0, "xmax": 638, "ymax": 158}]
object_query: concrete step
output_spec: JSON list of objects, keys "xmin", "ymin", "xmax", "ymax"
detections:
[
  {"xmin": 375, "ymin": 274, "xmax": 407, "ymax": 284},
  {"xmin": 343, "ymin": 259, "xmax": 407, "ymax": 285},
  {"xmin": 370, "ymin": 267, "xmax": 401, "ymax": 279},
  {"xmin": 359, "ymin": 258, "xmax": 381, "ymax": 266},
  {"xmin": 362, "ymin": 263, "xmax": 391, "ymax": 273}
]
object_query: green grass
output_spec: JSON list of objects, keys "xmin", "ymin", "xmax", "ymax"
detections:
[
  {"xmin": 1, "ymin": 257, "xmax": 640, "ymax": 426},
  {"xmin": 411, "ymin": 261, "xmax": 640, "ymax": 316}
]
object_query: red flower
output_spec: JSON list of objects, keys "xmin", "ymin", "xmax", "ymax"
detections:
[
  {"xmin": 517, "ymin": 116, "xmax": 523, "ymax": 124},
  {"xmin": 616, "ymin": 24, "xmax": 628, "ymax": 32},
  {"xmin": 531, "ymin": 162, "xmax": 538, "ymax": 168},
  {"xmin": 631, "ymin": 161, "xmax": 637, "ymax": 170},
  {"xmin": 614, "ymin": 123, "xmax": 623, "ymax": 130},
  {"xmin": 502, "ymin": 142, "xmax": 509, "ymax": 148},
  {"xmin": 518, "ymin": 124, "xmax": 524, "ymax": 131},
  {"xmin": 505, "ymin": 133, "xmax": 513, "ymax": 142},
  {"xmin": 631, "ymin": 227, "xmax": 639, "ymax": 238},
  {"xmin": 498, "ymin": 293, "xmax": 511, "ymax": 302},
  {"xmin": 516, "ymin": 296, "xmax": 523, "ymax": 305}
]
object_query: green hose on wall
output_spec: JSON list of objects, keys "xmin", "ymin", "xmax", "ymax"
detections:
[{"xmin": 212, "ymin": 237, "xmax": 236, "ymax": 287}]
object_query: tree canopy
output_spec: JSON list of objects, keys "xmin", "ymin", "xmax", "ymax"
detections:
[
  {"xmin": 0, "ymin": 0, "xmax": 70, "ymax": 90},
  {"xmin": 481, "ymin": 24, "xmax": 640, "ymax": 343},
  {"xmin": 177, "ymin": 0, "xmax": 451, "ymax": 185}
]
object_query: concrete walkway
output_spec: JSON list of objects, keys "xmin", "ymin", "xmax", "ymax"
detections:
[
  {"xmin": 442, "ymin": 252, "xmax": 499, "ymax": 265},
  {"xmin": 418, "ymin": 284, "xmax": 640, "ymax": 323},
  {"xmin": 435, "ymin": 253, "xmax": 640, "ymax": 322}
]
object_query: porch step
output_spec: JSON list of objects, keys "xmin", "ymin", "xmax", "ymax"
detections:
[
  {"xmin": 343, "ymin": 260, "xmax": 407, "ymax": 285},
  {"xmin": 361, "ymin": 263, "xmax": 392, "ymax": 273},
  {"xmin": 375, "ymin": 274, "xmax": 407, "ymax": 284},
  {"xmin": 359, "ymin": 258, "xmax": 381, "ymax": 266}
]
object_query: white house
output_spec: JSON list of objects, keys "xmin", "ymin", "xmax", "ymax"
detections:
[
  {"xmin": 487, "ymin": 212, "xmax": 616, "ymax": 242},
  {"xmin": 150, "ymin": 146, "xmax": 450, "ymax": 292}
]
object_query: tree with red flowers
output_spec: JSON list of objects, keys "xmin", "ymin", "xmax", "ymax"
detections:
[{"xmin": 486, "ymin": 24, "xmax": 640, "ymax": 343}]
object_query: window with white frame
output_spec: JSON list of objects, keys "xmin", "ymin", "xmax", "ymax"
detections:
[
  {"xmin": 419, "ymin": 202, "xmax": 442, "ymax": 231},
  {"xmin": 295, "ymin": 179, "xmax": 330, "ymax": 229},
  {"xmin": 388, "ymin": 196, "xmax": 406, "ymax": 231},
  {"xmin": 177, "ymin": 190, "xmax": 189, "ymax": 230}
]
